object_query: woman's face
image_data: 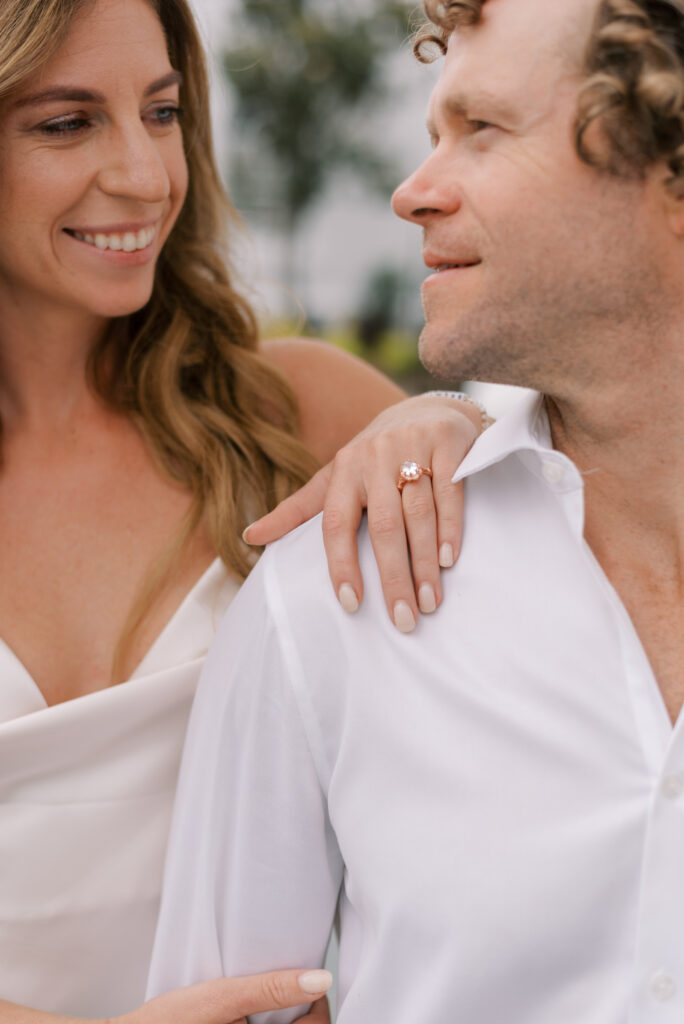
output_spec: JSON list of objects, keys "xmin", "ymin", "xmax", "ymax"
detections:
[{"xmin": 0, "ymin": 0, "xmax": 188, "ymax": 324}]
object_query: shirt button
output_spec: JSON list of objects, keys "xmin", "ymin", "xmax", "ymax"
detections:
[
  {"xmin": 650, "ymin": 971, "xmax": 677, "ymax": 1002},
  {"xmin": 662, "ymin": 774, "xmax": 684, "ymax": 800},
  {"xmin": 541, "ymin": 461, "xmax": 565, "ymax": 486}
]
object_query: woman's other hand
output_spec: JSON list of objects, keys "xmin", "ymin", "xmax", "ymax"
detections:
[
  {"xmin": 120, "ymin": 969, "xmax": 331, "ymax": 1024},
  {"xmin": 244, "ymin": 393, "xmax": 485, "ymax": 632}
]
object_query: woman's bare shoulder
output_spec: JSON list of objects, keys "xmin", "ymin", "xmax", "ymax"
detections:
[{"xmin": 260, "ymin": 337, "xmax": 404, "ymax": 462}]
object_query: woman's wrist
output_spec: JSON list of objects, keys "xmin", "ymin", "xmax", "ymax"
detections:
[{"xmin": 422, "ymin": 390, "xmax": 496, "ymax": 433}]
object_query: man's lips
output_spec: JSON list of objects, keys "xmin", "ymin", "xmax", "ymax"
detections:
[
  {"xmin": 426, "ymin": 262, "xmax": 483, "ymax": 276},
  {"xmin": 424, "ymin": 252, "xmax": 482, "ymax": 271}
]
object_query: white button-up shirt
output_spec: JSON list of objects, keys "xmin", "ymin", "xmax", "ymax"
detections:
[{"xmin": 148, "ymin": 393, "xmax": 684, "ymax": 1024}]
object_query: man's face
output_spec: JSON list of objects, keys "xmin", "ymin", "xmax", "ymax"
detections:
[{"xmin": 393, "ymin": 0, "xmax": 668, "ymax": 392}]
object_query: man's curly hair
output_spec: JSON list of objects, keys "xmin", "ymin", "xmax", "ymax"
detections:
[{"xmin": 418, "ymin": 0, "xmax": 684, "ymax": 195}]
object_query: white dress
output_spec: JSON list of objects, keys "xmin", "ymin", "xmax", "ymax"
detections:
[{"xmin": 0, "ymin": 558, "xmax": 239, "ymax": 1018}]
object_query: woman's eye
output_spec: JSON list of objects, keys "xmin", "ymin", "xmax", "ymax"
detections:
[
  {"xmin": 148, "ymin": 105, "xmax": 184, "ymax": 127},
  {"xmin": 38, "ymin": 116, "xmax": 91, "ymax": 137}
]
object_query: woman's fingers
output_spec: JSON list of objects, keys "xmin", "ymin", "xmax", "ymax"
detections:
[
  {"xmin": 243, "ymin": 465, "xmax": 333, "ymax": 547},
  {"xmin": 321, "ymin": 452, "xmax": 369, "ymax": 612},
  {"xmin": 245, "ymin": 395, "xmax": 480, "ymax": 632},
  {"xmin": 366, "ymin": 478, "xmax": 419, "ymax": 632},
  {"xmin": 131, "ymin": 969, "xmax": 333, "ymax": 1024},
  {"xmin": 430, "ymin": 448, "xmax": 465, "ymax": 569},
  {"xmin": 400, "ymin": 472, "xmax": 442, "ymax": 616},
  {"xmin": 323, "ymin": 450, "xmax": 448, "ymax": 632}
]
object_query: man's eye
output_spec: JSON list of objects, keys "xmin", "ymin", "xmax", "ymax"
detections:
[
  {"xmin": 468, "ymin": 119, "xmax": 494, "ymax": 133},
  {"xmin": 38, "ymin": 116, "xmax": 91, "ymax": 136}
]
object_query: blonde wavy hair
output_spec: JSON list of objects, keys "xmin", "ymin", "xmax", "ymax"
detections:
[
  {"xmin": 418, "ymin": 0, "xmax": 684, "ymax": 195},
  {"xmin": 0, "ymin": 0, "xmax": 319, "ymax": 679}
]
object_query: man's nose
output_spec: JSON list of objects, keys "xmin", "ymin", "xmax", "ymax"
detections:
[
  {"xmin": 392, "ymin": 155, "xmax": 462, "ymax": 224},
  {"xmin": 97, "ymin": 125, "xmax": 171, "ymax": 203}
]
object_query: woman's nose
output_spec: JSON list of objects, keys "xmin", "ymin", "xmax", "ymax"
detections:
[{"xmin": 97, "ymin": 125, "xmax": 171, "ymax": 203}]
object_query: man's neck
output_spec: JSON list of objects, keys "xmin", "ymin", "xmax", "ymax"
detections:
[
  {"xmin": 546, "ymin": 382, "xmax": 684, "ymax": 721},
  {"xmin": 546, "ymin": 375, "xmax": 684, "ymax": 538}
]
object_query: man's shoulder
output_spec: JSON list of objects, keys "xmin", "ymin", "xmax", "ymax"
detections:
[
  {"xmin": 257, "ymin": 513, "xmax": 331, "ymax": 604},
  {"xmin": 256, "ymin": 514, "xmax": 385, "ymax": 633},
  {"xmin": 224, "ymin": 514, "xmax": 356, "ymax": 655},
  {"xmin": 199, "ymin": 516, "xmax": 342, "ymax": 719},
  {"xmin": 232, "ymin": 513, "xmax": 398, "ymax": 671}
]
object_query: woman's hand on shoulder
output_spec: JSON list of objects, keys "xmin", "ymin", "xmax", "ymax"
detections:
[{"xmin": 245, "ymin": 373, "xmax": 488, "ymax": 632}]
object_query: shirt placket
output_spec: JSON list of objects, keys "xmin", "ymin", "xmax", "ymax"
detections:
[
  {"xmin": 629, "ymin": 721, "xmax": 684, "ymax": 1021},
  {"xmin": 601, "ymin": 574, "xmax": 684, "ymax": 1023},
  {"xmin": 543, "ymin": 455, "xmax": 684, "ymax": 1022}
]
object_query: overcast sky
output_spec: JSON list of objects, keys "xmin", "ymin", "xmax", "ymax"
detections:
[{"xmin": 190, "ymin": 0, "xmax": 230, "ymax": 36}]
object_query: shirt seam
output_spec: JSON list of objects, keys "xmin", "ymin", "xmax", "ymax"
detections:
[{"xmin": 262, "ymin": 551, "xmax": 332, "ymax": 793}]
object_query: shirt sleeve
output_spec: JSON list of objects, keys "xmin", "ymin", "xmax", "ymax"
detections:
[{"xmin": 146, "ymin": 550, "xmax": 343, "ymax": 1024}]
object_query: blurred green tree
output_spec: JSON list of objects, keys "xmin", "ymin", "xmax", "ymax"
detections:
[{"xmin": 223, "ymin": 0, "xmax": 415, "ymax": 293}]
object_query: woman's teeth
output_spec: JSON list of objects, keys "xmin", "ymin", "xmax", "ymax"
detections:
[{"xmin": 70, "ymin": 227, "xmax": 155, "ymax": 252}]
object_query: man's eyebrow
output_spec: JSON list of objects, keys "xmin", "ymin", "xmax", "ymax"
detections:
[{"xmin": 13, "ymin": 70, "xmax": 183, "ymax": 109}]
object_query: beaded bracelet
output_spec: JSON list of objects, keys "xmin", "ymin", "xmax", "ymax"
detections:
[{"xmin": 424, "ymin": 390, "xmax": 496, "ymax": 431}]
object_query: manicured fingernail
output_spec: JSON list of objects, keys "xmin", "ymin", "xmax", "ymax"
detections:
[
  {"xmin": 393, "ymin": 600, "xmax": 416, "ymax": 633},
  {"xmin": 242, "ymin": 524, "xmax": 254, "ymax": 544},
  {"xmin": 338, "ymin": 583, "xmax": 359, "ymax": 613},
  {"xmin": 418, "ymin": 583, "xmax": 437, "ymax": 614},
  {"xmin": 298, "ymin": 969, "xmax": 333, "ymax": 994},
  {"xmin": 439, "ymin": 542, "xmax": 454, "ymax": 568}
]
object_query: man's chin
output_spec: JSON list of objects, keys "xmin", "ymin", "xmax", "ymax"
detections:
[
  {"xmin": 418, "ymin": 323, "xmax": 476, "ymax": 383},
  {"xmin": 418, "ymin": 319, "xmax": 536, "ymax": 390}
]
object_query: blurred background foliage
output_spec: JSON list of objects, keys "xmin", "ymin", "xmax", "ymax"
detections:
[
  {"xmin": 221, "ymin": 0, "xmax": 435, "ymax": 388},
  {"xmin": 224, "ymin": 1, "xmax": 414, "ymax": 232}
]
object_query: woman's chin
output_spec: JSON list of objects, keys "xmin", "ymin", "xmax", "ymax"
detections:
[{"xmin": 84, "ymin": 288, "xmax": 155, "ymax": 320}]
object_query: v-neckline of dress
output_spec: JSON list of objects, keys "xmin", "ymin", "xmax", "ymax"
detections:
[{"xmin": 0, "ymin": 557, "xmax": 236, "ymax": 725}]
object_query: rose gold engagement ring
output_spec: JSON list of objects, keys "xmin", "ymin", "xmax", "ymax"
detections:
[{"xmin": 397, "ymin": 460, "xmax": 434, "ymax": 492}]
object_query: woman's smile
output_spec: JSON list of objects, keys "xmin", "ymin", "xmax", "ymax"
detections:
[
  {"xmin": 0, "ymin": 0, "xmax": 187, "ymax": 320},
  {"xmin": 64, "ymin": 225, "xmax": 157, "ymax": 252},
  {"xmin": 61, "ymin": 220, "xmax": 160, "ymax": 267}
]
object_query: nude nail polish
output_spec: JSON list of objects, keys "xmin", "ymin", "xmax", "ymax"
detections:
[
  {"xmin": 298, "ymin": 969, "xmax": 333, "ymax": 994},
  {"xmin": 418, "ymin": 583, "xmax": 437, "ymax": 614},
  {"xmin": 338, "ymin": 583, "xmax": 359, "ymax": 613},
  {"xmin": 393, "ymin": 600, "xmax": 416, "ymax": 633},
  {"xmin": 439, "ymin": 542, "xmax": 454, "ymax": 568}
]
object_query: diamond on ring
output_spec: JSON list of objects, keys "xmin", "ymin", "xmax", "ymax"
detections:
[
  {"xmin": 401, "ymin": 461, "xmax": 422, "ymax": 481},
  {"xmin": 397, "ymin": 461, "xmax": 433, "ymax": 492}
]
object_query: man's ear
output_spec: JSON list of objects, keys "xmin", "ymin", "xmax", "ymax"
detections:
[{"xmin": 662, "ymin": 168, "xmax": 684, "ymax": 237}]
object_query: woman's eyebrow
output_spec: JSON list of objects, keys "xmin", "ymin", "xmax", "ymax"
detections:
[
  {"xmin": 144, "ymin": 70, "xmax": 183, "ymax": 97},
  {"xmin": 13, "ymin": 70, "xmax": 183, "ymax": 109}
]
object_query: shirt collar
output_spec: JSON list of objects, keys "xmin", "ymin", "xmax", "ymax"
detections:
[
  {"xmin": 451, "ymin": 390, "xmax": 551, "ymax": 484},
  {"xmin": 451, "ymin": 391, "xmax": 586, "ymax": 538}
]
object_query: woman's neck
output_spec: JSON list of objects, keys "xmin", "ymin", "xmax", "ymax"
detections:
[{"xmin": 0, "ymin": 302, "xmax": 109, "ymax": 433}]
